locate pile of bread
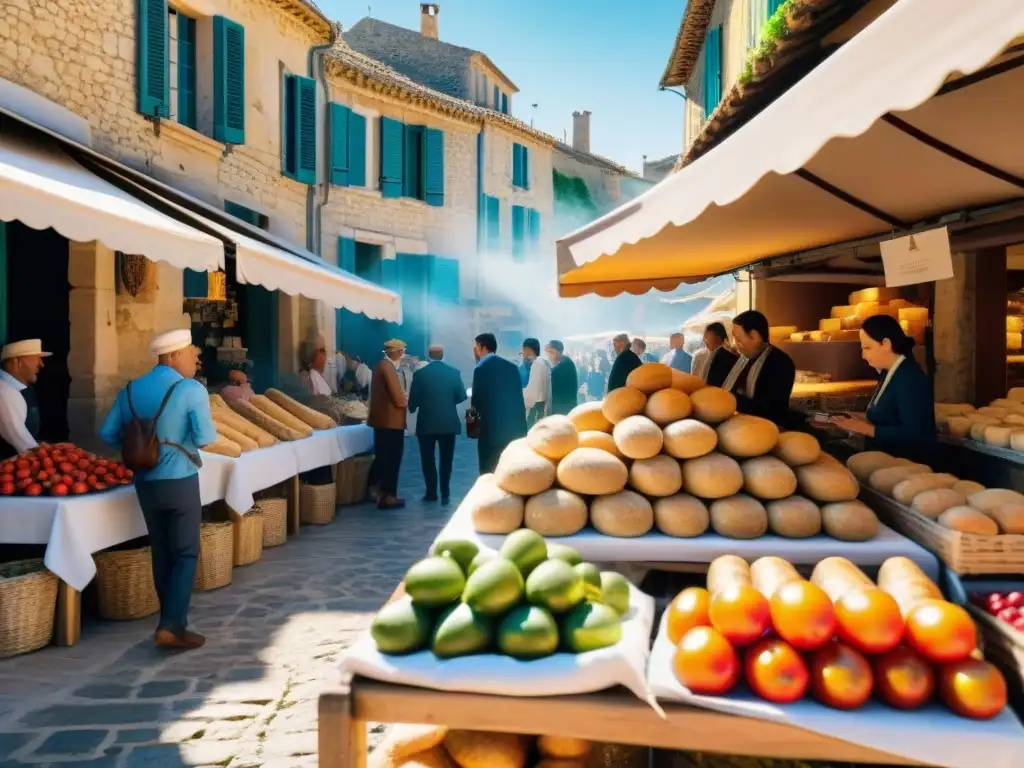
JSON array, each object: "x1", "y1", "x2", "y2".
[
  {"x1": 465, "y1": 362, "x2": 880, "y2": 542},
  {"x1": 937, "y1": 389, "x2": 1024, "y2": 451},
  {"x1": 204, "y1": 388, "x2": 336, "y2": 457},
  {"x1": 1008, "y1": 311, "x2": 1022, "y2": 352},
  {"x1": 770, "y1": 287, "x2": 927, "y2": 345},
  {"x1": 849, "y1": 450, "x2": 1024, "y2": 537}
]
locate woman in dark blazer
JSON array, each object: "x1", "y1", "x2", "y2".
[{"x1": 831, "y1": 314, "x2": 936, "y2": 464}]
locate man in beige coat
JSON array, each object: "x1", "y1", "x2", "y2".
[{"x1": 368, "y1": 339, "x2": 408, "y2": 510}]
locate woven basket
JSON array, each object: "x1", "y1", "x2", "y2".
[
  {"x1": 335, "y1": 454, "x2": 374, "y2": 506},
  {"x1": 231, "y1": 509, "x2": 264, "y2": 567},
  {"x1": 259, "y1": 497, "x2": 288, "y2": 548},
  {"x1": 301, "y1": 482, "x2": 337, "y2": 525},
  {"x1": 194, "y1": 521, "x2": 233, "y2": 591},
  {"x1": 0, "y1": 559, "x2": 58, "y2": 658},
  {"x1": 93, "y1": 546, "x2": 159, "y2": 621}
]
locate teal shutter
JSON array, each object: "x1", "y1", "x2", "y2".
[
  {"x1": 429, "y1": 256, "x2": 460, "y2": 305},
  {"x1": 225, "y1": 200, "x2": 260, "y2": 226},
  {"x1": 0, "y1": 223, "x2": 7, "y2": 345},
  {"x1": 381, "y1": 257, "x2": 399, "y2": 290},
  {"x1": 282, "y1": 74, "x2": 316, "y2": 184},
  {"x1": 528, "y1": 208, "x2": 541, "y2": 250},
  {"x1": 500, "y1": 93, "x2": 508, "y2": 114},
  {"x1": 521, "y1": 145, "x2": 530, "y2": 189},
  {"x1": 183, "y1": 269, "x2": 208, "y2": 298},
  {"x1": 486, "y1": 196, "x2": 501, "y2": 250},
  {"x1": 348, "y1": 112, "x2": 367, "y2": 187},
  {"x1": 379, "y1": 117, "x2": 404, "y2": 198},
  {"x1": 511, "y1": 144, "x2": 522, "y2": 187},
  {"x1": 403, "y1": 124, "x2": 424, "y2": 199},
  {"x1": 493, "y1": 84, "x2": 499, "y2": 108},
  {"x1": 137, "y1": 0, "x2": 170, "y2": 117},
  {"x1": 329, "y1": 103, "x2": 350, "y2": 186},
  {"x1": 177, "y1": 14, "x2": 197, "y2": 129},
  {"x1": 423, "y1": 128, "x2": 444, "y2": 207},
  {"x1": 213, "y1": 16, "x2": 245, "y2": 144},
  {"x1": 397, "y1": 254, "x2": 428, "y2": 356},
  {"x1": 768, "y1": 0, "x2": 785, "y2": 16},
  {"x1": 511, "y1": 205, "x2": 526, "y2": 261},
  {"x1": 336, "y1": 236, "x2": 357, "y2": 353},
  {"x1": 703, "y1": 26, "x2": 723, "y2": 117}
]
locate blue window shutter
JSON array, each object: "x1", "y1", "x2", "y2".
[
  {"x1": 137, "y1": 0, "x2": 169, "y2": 117},
  {"x1": 423, "y1": 128, "x2": 444, "y2": 207},
  {"x1": 348, "y1": 112, "x2": 367, "y2": 187},
  {"x1": 768, "y1": 0, "x2": 785, "y2": 16},
  {"x1": 282, "y1": 75, "x2": 294, "y2": 176},
  {"x1": 338, "y1": 236, "x2": 356, "y2": 272},
  {"x1": 177, "y1": 15, "x2": 197, "y2": 129},
  {"x1": 500, "y1": 93, "x2": 508, "y2": 114},
  {"x1": 528, "y1": 208, "x2": 541, "y2": 249},
  {"x1": 329, "y1": 103, "x2": 350, "y2": 186},
  {"x1": 213, "y1": 16, "x2": 245, "y2": 143},
  {"x1": 522, "y1": 146, "x2": 530, "y2": 189},
  {"x1": 224, "y1": 200, "x2": 260, "y2": 226},
  {"x1": 379, "y1": 117, "x2": 404, "y2": 198},
  {"x1": 511, "y1": 144, "x2": 520, "y2": 186},
  {"x1": 296, "y1": 76, "x2": 317, "y2": 184},
  {"x1": 703, "y1": 26, "x2": 723, "y2": 117},
  {"x1": 486, "y1": 196, "x2": 501, "y2": 250},
  {"x1": 511, "y1": 205, "x2": 525, "y2": 261},
  {"x1": 403, "y1": 124, "x2": 424, "y2": 199},
  {"x1": 429, "y1": 256, "x2": 460, "y2": 304},
  {"x1": 183, "y1": 269, "x2": 208, "y2": 298},
  {"x1": 493, "y1": 84, "x2": 499, "y2": 108}
]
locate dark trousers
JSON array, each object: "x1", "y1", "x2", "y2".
[
  {"x1": 373, "y1": 428, "x2": 405, "y2": 497},
  {"x1": 135, "y1": 475, "x2": 202, "y2": 636},
  {"x1": 418, "y1": 433, "x2": 455, "y2": 500},
  {"x1": 527, "y1": 402, "x2": 546, "y2": 428},
  {"x1": 478, "y1": 438, "x2": 505, "y2": 475}
]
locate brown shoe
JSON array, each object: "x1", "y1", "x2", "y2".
[
  {"x1": 377, "y1": 496, "x2": 406, "y2": 510},
  {"x1": 155, "y1": 628, "x2": 206, "y2": 650}
]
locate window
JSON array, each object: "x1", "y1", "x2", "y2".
[
  {"x1": 512, "y1": 143, "x2": 530, "y2": 189},
  {"x1": 213, "y1": 16, "x2": 245, "y2": 144},
  {"x1": 512, "y1": 206, "x2": 542, "y2": 261},
  {"x1": 378, "y1": 117, "x2": 445, "y2": 205},
  {"x1": 169, "y1": 9, "x2": 196, "y2": 129},
  {"x1": 702, "y1": 25, "x2": 723, "y2": 119},
  {"x1": 329, "y1": 103, "x2": 367, "y2": 187},
  {"x1": 500, "y1": 92, "x2": 508, "y2": 115},
  {"x1": 224, "y1": 200, "x2": 267, "y2": 228},
  {"x1": 484, "y1": 195, "x2": 501, "y2": 250},
  {"x1": 282, "y1": 73, "x2": 317, "y2": 184}
]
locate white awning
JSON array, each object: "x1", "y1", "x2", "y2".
[
  {"x1": 0, "y1": 130, "x2": 223, "y2": 272},
  {"x1": 556, "y1": 0, "x2": 1024, "y2": 297}
]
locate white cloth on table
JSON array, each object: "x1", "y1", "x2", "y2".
[{"x1": 0, "y1": 372, "x2": 37, "y2": 453}]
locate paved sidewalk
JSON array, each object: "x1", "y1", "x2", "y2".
[{"x1": 0, "y1": 437, "x2": 478, "y2": 767}]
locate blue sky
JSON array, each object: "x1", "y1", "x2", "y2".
[{"x1": 322, "y1": 0, "x2": 688, "y2": 171}]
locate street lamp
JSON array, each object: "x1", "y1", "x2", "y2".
[{"x1": 659, "y1": 86, "x2": 686, "y2": 100}]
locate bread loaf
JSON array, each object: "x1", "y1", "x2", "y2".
[
  {"x1": 846, "y1": 451, "x2": 897, "y2": 481},
  {"x1": 766, "y1": 495, "x2": 822, "y2": 538},
  {"x1": 527, "y1": 415, "x2": 579, "y2": 460},
  {"x1": 716, "y1": 414, "x2": 780, "y2": 458},
  {"x1": 213, "y1": 422, "x2": 259, "y2": 453},
  {"x1": 264, "y1": 388, "x2": 336, "y2": 430},
  {"x1": 249, "y1": 395, "x2": 315, "y2": 437},
  {"x1": 671, "y1": 370, "x2": 707, "y2": 394},
  {"x1": 613, "y1": 415, "x2": 664, "y2": 460},
  {"x1": 205, "y1": 434, "x2": 242, "y2": 458},
  {"x1": 741, "y1": 456, "x2": 797, "y2": 500},
  {"x1": 568, "y1": 401, "x2": 613, "y2": 433},
  {"x1": 644, "y1": 389, "x2": 692, "y2": 426},
  {"x1": 467, "y1": 476, "x2": 525, "y2": 534},
  {"x1": 946, "y1": 416, "x2": 972, "y2": 438},
  {"x1": 494, "y1": 445, "x2": 556, "y2": 496},
  {"x1": 709, "y1": 494, "x2": 768, "y2": 539},
  {"x1": 654, "y1": 494, "x2": 710, "y2": 537},
  {"x1": 868, "y1": 464, "x2": 929, "y2": 495},
  {"x1": 772, "y1": 431, "x2": 820, "y2": 467},
  {"x1": 211, "y1": 407, "x2": 278, "y2": 447},
  {"x1": 590, "y1": 491, "x2": 654, "y2": 537},
  {"x1": 911, "y1": 488, "x2": 967, "y2": 519},
  {"x1": 689, "y1": 387, "x2": 737, "y2": 424},
  {"x1": 968, "y1": 488, "x2": 1024, "y2": 512},
  {"x1": 951, "y1": 479, "x2": 985, "y2": 497},
  {"x1": 891, "y1": 473, "x2": 958, "y2": 505},
  {"x1": 1010, "y1": 429, "x2": 1024, "y2": 453},
  {"x1": 681, "y1": 453, "x2": 744, "y2": 499},
  {"x1": 626, "y1": 362, "x2": 673, "y2": 394},
  {"x1": 601, "y1": 388, "x2": 647, "y2": 425},
  {"x1": 229, "y1": 400, "x2": 305, "y2": 441},
  {"x1": 984, "y1": 425, "x2": 1014, "y2": 448},
  {"x1": 629, "y1": 455, "x2": 683, "y2": 497},
  {"x1": 577, "y1": 430, "x2": 623, "y2": 458},
  {"x1": 556, "y1": 448, "x2": 628, "y2": 496},
  {"x1": 796, "y1": 460, "x2": 860, "y2": 502},
  {"x1": 662, "y1": 419, "x2": 718, "y2": 459},
  {"x1": 524, "y1": 489, "x2": 588, "y2": 537},
  {"x1": 989, "y1": 504, "x2": 1024, "y2": 535},
  {"x1": 821, "y1": 501, "x2": 879, "y2": 541},
  {"x1": 938, "y1": 507, "x2": 998, "y2": 536}
]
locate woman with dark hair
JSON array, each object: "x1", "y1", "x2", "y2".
[{"x1": 831, "y1": 314, "x2": 936, "y2": 463}]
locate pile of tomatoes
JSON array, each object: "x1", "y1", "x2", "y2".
[
  {"x1": 668, "y1": 554, "x2": 1008, "y2": 720},
  {"x1": 0, "y1": 443, "x2": 134, "y2": 497}
]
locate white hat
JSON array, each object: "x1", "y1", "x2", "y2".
[
  {"x1": 150, "y1": 329, "x2": 193, "y2": 356},
  {"x1": 1, "y1": 339, "x2": 52, "y2": 361}
]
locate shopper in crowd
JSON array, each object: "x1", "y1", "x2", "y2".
[
  {"x1": 299, "y1": 341, "x2": 333, "y2": 397},
  {"x1": 831, "y1": 315, "x2": 937, "y2": 464},
  {"x1": 692, "y1": 322, "x2": 733, "y2": 381},
  {"x1": 220, "y1": 362, "x2": 255, "y2": 407},
  {"x1": 471, "y1": 333, "x2": 527, "y2": 474},
  {"x1": 0, "y1": 339, "x2": 50, "y2": 459},
  {"x1": 546, "y1": 340, "x2": 578, "y2": 415},
  {"x1": 586, "y1": 359, "x2": 606, "y2": 401},
  {"x1": 661, "y1": 332, "x2": 693, "y2": 373},
  {"x1": 522, "y1": 338, "x2": 552, "y2": 427},
  {"x1": 368, "y1": 339, "x2": 409, "y2": 510},
  {"x1": 408, "y1": 344, "x2": 466, "y2": 506},
  {"x1": 99, "y1": 329, "x2": 216, "y2": 650},
  {"x1": 608, "y1": 333, "x2": 642, "y2": 391}
]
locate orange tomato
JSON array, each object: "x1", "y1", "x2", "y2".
[
  {"x1": 904, "y1": 600, "x2": 976, "y2": 663},
  {"x1": 809, "y1": 640, "x2": 874, "y2": 710},
  {"x1": 939, "y1": 658, "x2": 1008, "y2": 720},
  {"x1": 709, "y1": 584, "x2": 771, "y2": 647},
  {"x1": 667, "y1": 587, "x2": 711, "y2": 645},
  {"x1": 770, "y1": 581, "x2": 836, "y2": 651},
  {"x1": 743, "y1": 637, "x2": 809, "y2": 704},
  {"x1": 672, "y1": 626, "x2": 740, "y2": 695},
  {"x1": 873, "y1": 646, "x2": 935, "y2": 710},
  {"x1": 834, "y1": 588, "x2": 904, "y2": 655}
]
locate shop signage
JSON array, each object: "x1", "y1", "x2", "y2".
[
  {"x1": 880, "y1": 226, "x2": 953, "y2": 287},
  {"x1": 207, "y1": 271, "x2": 227, "y2": 301}
]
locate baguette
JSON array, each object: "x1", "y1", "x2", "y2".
[
  {"x1": 265, "y1": 388, "x2": 336, "y2": 430},
  {"x1": 211, "y1": 409, "x2": 277, "y2": 448},
  {"x1": 750, "y1": 556, "x2": 802, "y2": 600},
  {"x1": 228, "y1": 400, "x2": 304, "y2": 441},
  {"x1": 210, "y1": 393, "x2": 229, "y2": 411},
  {"x1": 214, "y1": 422, "x2": 259, "y2": 453},
  {"x1": 249, "y1": 394, "x2": 315, "y2": 437},
  {"x1": 810, "y1": 557, "x2": 874, "y2": 602},
  {"x1": 877, "y1": 556, "x2": 943, "y2": 616},
  {"x1": 706, "y1": 554, "x2": 750, "y2": 596},
  {"x1": 204, "y1": 434, "x2": 241, "y2": 458}
]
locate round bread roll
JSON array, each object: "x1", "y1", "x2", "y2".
[
  {"x1": 989, "y1": 504, "x2": 1024, "y2": 535},
  {"x1": 717, "y1": 414, "x2": 780, "y2": 458},
  {"x1": 662, "y1": 419, "x2": 718, "y2": 459},
  {"x1": 524, "y1": 489, "x2": 588, "y2": 537},
  {"x1": 938, "y1": 506, "x2": 999, "y2": 537},
  {"x1": 912, "y1": 488, "x2": 967, "y2": 519},
  {"x1": 946, "y1": 416, "x2": 972, "y2": 438},
  {"x1": 468, "y1": 477, "x2": 525, "y2": 534},
  {"x1": 568, "y1": 401, "x2": 613, "y2": 433},
  {"x1": 645, "y1": 389, "x2": 692, "y2": 426},
  {"x1": 527, "y1": 415, "x2": 579, "y2": 460},
  {"x1": 537, "y1": 736, "x2": 592, "y2": 760},
  {"x1": 613, "y1": 415, "x2": 664, "y2": 460},
  {"x1": 709, "y1": 494, "x2": 768, "y2": 539},
  {"x1": 556, "y1": 447, "x2": 629, "y2": 496},
  {"x1": 891, "y1": 473, "x2": 958, "y2": 505},
  {"x1": 742, "y1": 456, "x2": 798, "y2": 500},
  {"x1": 984, "y1": 425, "x2": 1014, "y2": 448},
  {"x1": 772, "y1": 431, "x2": 821, "y2": 467},
  {"x1": 820, "y1": 501, "x2": 880, "y2": 541},
  {"x1": 590, "y1": 491, "x2": 654, "y2": 537},
  {"x1": 796, "y1": 460, "x2": 860, "y2": 502},
  {"x1": 868, "y1": 464, "x2": 930, "y2": 496},
  {"x1": 653, "y1": 494, "x2": 710, "y2": 537},
  {"x1": 626, "y1": 362, "x2": 673, "y2": 394},
  {"x1": 577, "y1": 430, "x2": 623, "y2": 458},
  {"x1": 494, "y1": 445, "x2": 555, "y2": 496},
  {"x1": 672, "y1": 370, "x2": 707, "y2": 394},
  {"x1": 951, "y1": 479, "x2": 985, "y2": 497},
  {"x1": 689, "y1": 387, "x2": 737, "y2": 424},
  {"x1": 629, "y1": 455, "x2": 683, "y2": 497},
  {"x1": 846, "y1": 451, "x2": 898, "y2": 481},
  {"x1": 681, "y1": 453, "x2": 744, "y2": 499},
  {"x1": 766, "y1": 495, "x2": 822, "y2": 538},
  {"x1": 601, "y1": 387, "x2": 648, "y2": 425},
  {"x1": 968, "y1": 488, "x2": 1024, "y2": 513}
]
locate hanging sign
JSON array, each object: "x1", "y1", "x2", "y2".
[
  {"x1": 880, "y1": 226, "x2": 953, "y2": 287},
  {"x1": 207, "y1": 271, "x2": 227, "y2": 301}
]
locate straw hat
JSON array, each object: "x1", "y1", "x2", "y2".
[{"x1": 1, "y1": 339, "x2": 52, "y2": 361}]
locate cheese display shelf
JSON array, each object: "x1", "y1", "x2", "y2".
[{"x1": 935, "y1": 436, "x2": 1024, "y2": 491}]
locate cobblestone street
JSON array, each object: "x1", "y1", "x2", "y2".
[{"x1": 0, "y1": 437, "x2": 478, "y2": 768}]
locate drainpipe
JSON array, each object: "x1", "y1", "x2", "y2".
[{"x1": 306, "y1": 21, "x2": 341, "y2": 256}]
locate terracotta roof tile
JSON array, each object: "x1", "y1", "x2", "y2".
[{"x1": 660, "y1": 0, "x2": 717, "y2": 88}]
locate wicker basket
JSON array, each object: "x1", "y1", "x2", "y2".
[
  {"x1": 335, "y1": 454, "x2": 374, "y2": 506},
  {"x1": 301, "y1": 482, "x2": 337, "y2": 525},
  {"x1": 231, "y1": 508, "x2": 264, "y2": 567},
  {"x1": 194, "y1": 521, "x2": 233, "y2": 591},
  {"x1": 259, "y1": 497, "x2": 288, "y2": 548},
  {"x1": 0, "y1": 559, "x2": 58, "y2": 658},
  {"x1": 93, "y1": 546, "x2": 159, "y2": 620}
]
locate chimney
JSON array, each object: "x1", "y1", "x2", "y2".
[
  {"x1": 572, "y1": 110, "x2": 591, "y2": 153},
  {"x1": 420, "y1": 3, "x2": 439, "y2": 39}
]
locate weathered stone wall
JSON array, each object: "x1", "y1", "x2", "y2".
[
  {"x1": 933, "y1": 252, "x2": 975, "y2": 404},
  {"x1": 551, "y1": 151, "x2": 623, "y2": 215},
  {"x1": 482, "y1": 125, "x2": 554, "y2": 254}
]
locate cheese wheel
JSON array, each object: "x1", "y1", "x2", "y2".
[
  {"x1": 891, "y1": 473, "x2": 958, "y2": 505},
  {"x1": 671, "y1": 370, "x2": 707, "y2": 394},
  {"x1": 494, "y1": 445, "x2": 556, "y2": 496},
  {"x1": 911, "y1": 488, "x2": 967, "y2": 519},
  {"x1": 577, "y1": 430, "x2": 623, "y2": 458},
  {"x1": 527, "y1": 415, "x2": 579, "y2": 460},
  {"x1": 831, "y1": 305, "x2": 856, "y2": 318},
  {"x1": 716, "y1": 414, "x2": 780, "y2": 458},
  {"x1": 868, "y1": 464, "x2": 930, "y2": 495},
  {"x1": 849, "y1": 287, "x2": 900, "y2": 305},
  {"x1": 821, "y1": 501, "x2": 879, "y2": 541},
  {"x1": 808, "y1": 331, "x2": 829, "y2": 342},
  {"x1": 568, "y1": 401, "x2": 613, "y2": 433},
  {"x1": 644, "y1": 389, "x2": 692, "y2": 426},
  {"x1": 662, "y1": 419, "x2": 718, "y2": 459},
  {"x1": 946, "y1": 416, "x2": 972, "y2": 438},
  {"x1": 968, "y1": 488, "x2": 1024, "y2": 512},
  {"x1": 840, "y1": 316, "x2": 864, "y2": 330},
  {"x1": 984, "y1": 425, "x2": 1014, "y2": 448},
  {"x1": 772, "y1": 431, "x2": 821, "y2": 467},
  {"x1": 689, "y1": 387, "x2": 737, "y2": 424},
  {"x1": 951, "y1": 479, "x2": 985, "y2": 497},
  {"x1": 629, "y1": 455, "x2": 683, "y2": 497},
  {"x1": 613, "y1": 415, "x2": 664, "y2": 459},
  {"x1": 846, "y1": 451, "x2": 898, "y2": 481},
  {"x1": 1010, "y1": 332, "x2": 1024, "y2": 351},
  {"x1": 790, "y1": 332, "x2": 810, "y2": 342},
  {"x1": 766, "y1": 495, "x2": 822, "y2": 538},
  {"x1": 709, "y1": 494, "x2": 768, "y2": 539},
  {"x1": 819, "y1": 318, "x2": 841, "y2": 332},
  {"x1": 468, "y1": 476, "x2": 525, "y2": 534},
  {"x1": 681, "y1": 453, "x2": 744, "y2": 499},
  {"x1": 888, "y1": 299, "x2": 914, "y2": 311},
  {"x1": 741, "y1": 456, "x2": 798, "y2": 500},
  {"x1": 654, "y1": 494, "x2": 710, "y2": 538},
  {"x1": 899, "y1": 307, "x2": 928, "y2": 323},
  {"x1": 796, "y1": 460, "x2": 860, "y2": 502},
  {"x1": 1008, "y1": 316, "x2": 1024, "y2": 333},
  {"x1": 601, "y1": 387, "x2": 648, "y2": 425},
  {"x1": 590, "y1": 491, "x2": 654, "y2": 537},
  {"x1": 626, "y1": 363, "x2": 673, "y2": 394},
  {"x1": 938, "y1": 507, "x2": 999, "y2": 537},
  {"x1": 556, "y1": 448, "x2": 628, "y2": 496},
  {"x1": 524, "y1": 489, "x2": 588, "y2": 537},
  {"x1": 769, "y1": 326, "x2": 798, "y2": 343},
  {"x1": 989, "y1": 504, "x2": 1024, "y2": 535}
]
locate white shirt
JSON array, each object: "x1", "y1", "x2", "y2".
[
  {"x1": 355, "y1": 363, "x2": 372, "y2": 390},
  {"x1": 0, "y1": 371, "x2": 38, "y2": 454},
  {"x1": 524, "y1": 357, "x2": 552, "y2": 414},
  {"x1": 869, "y1": 354, "x2": 905, "y2": 409},
  {"x1": 308, "y1": 368, "x2": 332, "y2": 396},
  {"x1": 692, "y1": 347, "x2": 711, "y2": 381}
]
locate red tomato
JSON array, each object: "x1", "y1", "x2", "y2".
[
  {"x1": 124, "y1": 469, "x2": 134, "y2": 479},
  {"x1": 24, "y1": 484, "x2": 42, "y2": 496},
  {"x1": 15, "y1": 468, "x2": 30, "y2": 480},
  {"x1": 874, "y1": 646, "x2": 935, "y2": 710},
  {"x1": 58, "y1": 462, "x2": 74, "y2": 474},
  {"x1": 744, "y1": 637, "x2": 809, "y2": 704},
  {"x1": 51, "y1": 483, "x2": 69, "y2": 497},
  {"x1": 770, "y1": 581, "x2": 836, "y2": 651},
  {"x1": 0, "y1": 482, "x2": 15, "y2": 495},
  {"x1": 77, "y1": 459, "x2": 91, "y2": 470},
  {"x1": 809, "y1": 641, "x2": 874, "y2": 711},
  {"x1": 71, "y1": 482, "x2": 89, "y2": 494},
  {"x1": 93, "y1": 466, "x2": 107, "y2": 477},
  {"x1": 0, "y1": 474, "x2": 12, "y2": 484},
  {"x1": 834, "y1": 587, "x2": 905, "y2": 655},
  {"x1": 709, "y1": 585, "x2": 772, "y2": 647},
  {"x1": 667, "y1": 587, "x2": 711, "y2": 645},
  {"x1": 905, "y1": 600, "x2": 977, "y2": 664},
  {"x1": 939, "y1": 658, "x2": 1008, "y2": 720},
  {"x1": 672, "y1": 626, "x2": 740, "y2": 695},
  {"x1": 15, "y1": 459, "x2": 29, "y2": 470}
]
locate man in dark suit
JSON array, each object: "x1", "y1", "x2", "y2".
[
  {"x1": 546, "y1": 340, "x2": 578, "y2": 415},
  {"x1": 471, "y1": 333, "x2": 527, "y2": 474},
  {"x1": 607, "y1": 333, "x2": 642, "y2": 391},
  {"x1": 409, "y1": 344, "x2": 466, "y2": 506}
]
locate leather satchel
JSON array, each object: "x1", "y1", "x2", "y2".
[
  {"x1": 121, "y1": 380, "x2": 200, "y2": 472},
  {"x1": 465, "y1": 407, "x2": 480, "y2": 440}
]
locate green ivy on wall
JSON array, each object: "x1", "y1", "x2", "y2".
[
  {"x1": 740, "y1": 0, "x2": 793, "y2": 86},
  {"x1": 553, "y1": 169, "x2": 598, "y2": 215}
]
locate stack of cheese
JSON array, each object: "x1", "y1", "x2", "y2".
[
  {"x1": 466, "y1": 363, "x2": 880, "y2": 543},
  {"x1": 1008, "y1": 313, "x2": 1023, "y2": 352},
  {"x1": 780, "y1": 287, "x2": 927, "y2": 344},
  {"x1": 937, "y1": 389, "x2": 1024, "y2": 452},
  {"x1": 849, "y1": 449, "x2": 1024, "y2": 536},
  {"x1": 206, "y1": 389, "x2": 335, "y2": 457}
]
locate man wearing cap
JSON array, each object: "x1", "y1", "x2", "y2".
[
  {"x1": 607, "y1": 333, "x2": 642, "y2": 392},
  {"x1": 99, "y1": 329, "x2": 217, "y2": 650},
  {"x1": 408, "y1": 344, "x2": 466, "y2": 505},
  {"x1": 0, "y1": 339, "x2": 51, "y2": 458},
  {"x1": 368, "y1": 339, "x2": 409, "y2": 510},
  {"x1": 545, "y1": 341, "x2": 578, "y2": 415}
]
